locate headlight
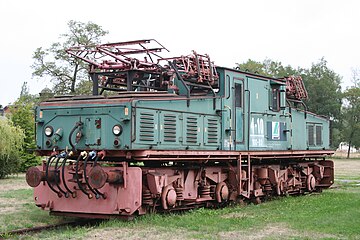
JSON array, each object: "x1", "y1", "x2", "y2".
[
  {"x1": 112, "y1": 125, "x2": 122, "y2": 136},
  {"x1": 44, "y1": 126, "x2": 53, "y2": 137}
]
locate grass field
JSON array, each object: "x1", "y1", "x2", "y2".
[{"x1": 0, "y1": 159, "x2": 359, "y2": 239}]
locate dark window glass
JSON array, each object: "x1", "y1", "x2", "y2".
[
  {"x1": 271, "y1": 88, "x2": 280, "y2": 111},
  {"x1": 308, "y1": 125, "x2": 315, "y2": 146},
  {"x1": 316, "y1": 125, "x2": 322, "y2": 145},
  {"x1": 235, "y1": 83, "x2": 242, "y2": 108}
]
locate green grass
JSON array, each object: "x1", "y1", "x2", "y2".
[
  {"x1": 0, "y1": 188, "x2": 33, "y2": 199},
  {"x1": 0, "y1": 187, "x2": 73, "y2": 235},
  {"x1": 122, "y1": 186, "x2": 359, "y2": 239},
  {"x1": 1, "y1": 159, "x2": 360, "y2": 239}
]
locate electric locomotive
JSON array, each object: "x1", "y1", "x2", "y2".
[{"x1": 26, "y1": 39, "x2": 334, "y2": 218}]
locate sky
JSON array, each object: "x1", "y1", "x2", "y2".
[{"x1": 0, "y1": 0, "x2": 359, "y2": 106}]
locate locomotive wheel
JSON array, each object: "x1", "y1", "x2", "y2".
[
  {"x1": 161, "y1": 185, "x2": 177, "y2": 210},
  {"x1": 307, "y1": 174, "x2": 316, "y2": 192},
  {"x1": 215, "y1": 182, "x2": 229, "y2": 203}
]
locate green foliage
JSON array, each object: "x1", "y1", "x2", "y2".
[
  {"x1": 9, "y1": 82, "x2": 41, "y2": 172},
  {"x1": 236, "y1": 58, "x2": 299, "y2": 78},
  {"x1": 0, "y1": 119, "x2": 24, "y2": 178},
  {"x1": 342, "y1": 87, "x2": 360, "y2": 152},
  {"x1": 350, "y1": 68, "x2": 360, "y2": 87},
  {"x1": 302, "y1": 58, "x2": 342, "y2": 120},
  {"x1": 39, "y1": 87, "x2": 55, "y2": 102},
  {"x1": 302, "y1": 58, "x2": 343, "y2": 148},
  {"x1": 31, "y1": 20, "x2": 108, "y2": 95}
]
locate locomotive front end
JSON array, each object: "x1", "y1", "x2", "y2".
[
  {"x1": 26, "y1": 99, "x2": 144, "y2": 217},
  {"x1": 35, "y1": 100, "x2": 131, "y2": 152}
]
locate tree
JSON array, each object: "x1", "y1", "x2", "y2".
[
  {"x1": 236, "y1": 58, "x2": 299, "y2": 78},
  {"x1": 350, "y1": 68, "x2": 360, "y2": 87},
  {"x1": 301, "y1": 58, "x2": 343, "y2": 148},
  {"x1": 39, "y1": 87, "x2": 55, "y2": 102},
  {"x1": 342, "y1": 68, "x2": 360, "y2": 158},
  {"x1": 0, "y1": 119, "x2": 24, "y2": 178},
  {"x1": 302, "y1": 58, "x2": 342, "y2": 120},
  {"x1": 9, "y1": 82, "x2": 41, "y2": 172},
  {"x1": 32, "y1": 20, "x2": 108, "y2": 95}
]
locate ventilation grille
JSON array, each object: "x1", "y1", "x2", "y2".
[
  {"x1": 163, "y1": 114, "x2": 177, "y2": 142},
  {"x1": 186, "y1": 116, "x2": 198, "y2": 144},
  {"x1": 308, "y1": 125, "x2": 314, "y2": 146},
  {"x1": 206, "y1": 118, "x2": 219, "y2": 144},
  {"x1": 139, "y1": 112, "x2": 155, "y2": 141},
  {"x1": 316, "y1": 125, "x2": 322, "y2": 146}
]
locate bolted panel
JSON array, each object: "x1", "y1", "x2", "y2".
[{"x1": 85, "y1": 117, "x2": 102, "y2": 146}]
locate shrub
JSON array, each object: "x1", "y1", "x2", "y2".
[{"x1": 0, "y1": 119, "x2": 24, "y2": 178}]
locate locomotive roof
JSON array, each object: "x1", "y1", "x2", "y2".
[{"x1": 216, "y1": 66, "x2": 287, "y2": 85}]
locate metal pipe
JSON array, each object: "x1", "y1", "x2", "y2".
[
  {"x1": 54, "y1": 152, "x2": 68, "y2": 197},
  {"x1": 83, "y1": 151, "x2": 105, "y2": 199},
  {"x1": 45, "y1": 155, "x2": 62, "y2": 197},
  {"x1": 61, "y1": 153, "x2": 75, "y2": 197},
  {"x1": 75, "y1": 152, "x2": 92, "y2": 199}
]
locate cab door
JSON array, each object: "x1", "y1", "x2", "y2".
[{"x1": 234, "y1": 78, "x2": 244, "y2": 146}]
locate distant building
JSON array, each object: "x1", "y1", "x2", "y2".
[
  {"x1": 0, "y1": 106, "x2": 4, "y2": 118},
  {"x1": 0, "y1": 105, "x2": 11, "y2": 119},
  {"x1": 337, "y1": 142, "x2": 358, "y2": 153}
]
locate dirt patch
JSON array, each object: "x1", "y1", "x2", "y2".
[
  {"x1": 221, "y1": 212, "x2": 253, "y2": 219},
  {"x1": 333, "y1": 152, "x2": 360, "y2": 159},
  {"x1": 0, "y1": 198, "x2": 28, "y2": 214},
  {"x1": 334, "y1": 159, "x2": 360, "y2": 182},
  {"x1": 86, "y1": 226, "x2": 194, "y2": 240},
  {"x1": 0, "y1": 174, "x2": 30, "y2": 192},
  {"x1": 87, "y1": 224, "x2": 339, "y2": 240},
  {"x1": 219, "y1": 224, "x2": 296, "y2": 239},
  {"x1": 219, "y1": 223, "x2": 338, "y2": 240}
]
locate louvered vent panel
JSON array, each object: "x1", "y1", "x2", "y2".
[
  {"x1": 139, "y1": 112, "x2": 155, "y2": 141},
  {"x1": 186, "y1": 116, "x2": 198, "y2": 144},
  {"x1": 163, "y1": 114, "x2": 177, "y2": 142},
  {"x1": 207, "y1": 118, "x2": 219, "y2": 144}
]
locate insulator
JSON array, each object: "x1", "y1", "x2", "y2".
[
  {"x1": 175, "y1": 187, "x2": 184, "y2": 201},
  {"x1": 200, "y1": 185, "x2": 211, "y2": 198}
]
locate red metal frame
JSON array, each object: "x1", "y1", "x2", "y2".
[
  {"x1": 36, "y1": 149, "x2": 334, "y2": 160},
  {"x1": 66, "y1": 39, "x2": 168, "y2": 72}
]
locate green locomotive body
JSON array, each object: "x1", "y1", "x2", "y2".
[
  {"x1": 27, "y1": 40, "x2": 334, "y2": 218},
  {"x1": 36, "y1": 67, "x2": 329, "y2": 153}
]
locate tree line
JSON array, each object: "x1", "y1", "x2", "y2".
[{"x1": 1, "y1": 20, "x2": 358, "y2": 178}]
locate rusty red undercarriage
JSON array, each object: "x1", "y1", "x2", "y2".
[{"x1": 26, "y1": 150, "x2": 334, "y2": 218}]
